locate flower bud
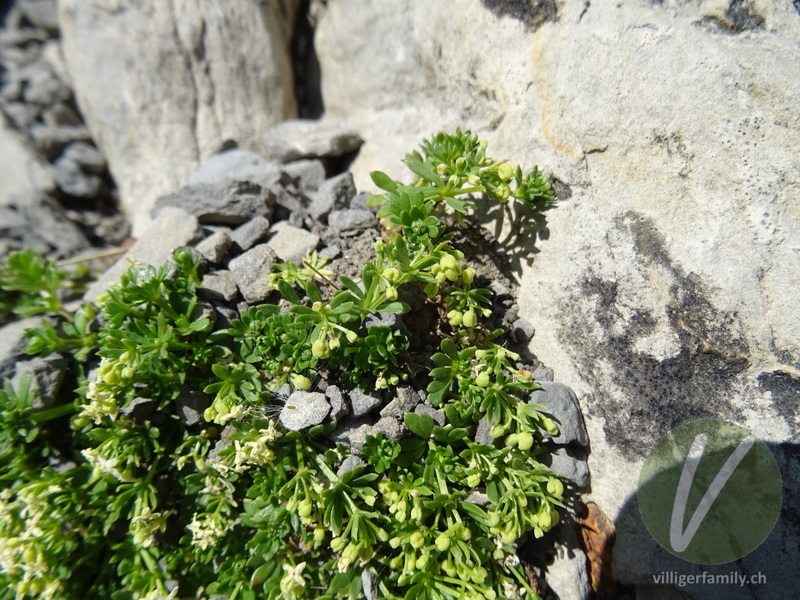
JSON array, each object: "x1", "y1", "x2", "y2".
[
  {"x1": 456, "y1": 157, "x2": 466, "y2": 168},
  {"x1": 298, "y1": 499, "x2": 313, "y2": 518},
  {"x1": 462, "y1": 310, "x2": 477, "y2": 328},
  {"x1": 547, "y1": 478, "x2": 564, "y2": 498},
  {"x1": 542, "y1": 417, "x2": 559, "y2": 436},
  {"x1": 517, "y1": 432, "x2": 534, "y2": 451},
  {"x1": 423, "y1": 282, "x2": 439, "y2": 298},
  {"x1": 466, "y1": 473, "x2": 481, "y2": 488},
  {"x1": 383, "y1": 267, "x2": 401, "y2": 281},
  {"x1": 436, "y1": 163, "x2": 447, "y2": 176},
  {"x1": 312, "y1": 338, "x2": 330, "y2": 359},
  {"x1": 313, "y1": 527, "x2": 325, "y2": 545},
  {"x1": 121, "y1": 366, "x2": 135, "y2": 379},
  {"x1": 497, "y1": 163, "x2": 514, "y2": 181},
  {"x1": 502, "y1": 530, "x2": 517, "y2": 545},
  {"x1": 461, "y1": 267, "x2": 475, "y2": 285},
  {"x1": 440, "y1": 254, "x2": 458, "y2": 271},
  {"x1": 331, "y1": 537, "x2": 347, "y2": 553},
  {"x1": 489, "y1": 424, "x2": 505, "y2": 438},
  {"x1": 410, "y1": 532, "x2": 425, "y2": 549},
  {"x1": 385, "y1": 286, "x2": 398, "y2": 301},
  {"x1": 447, "y1": 310, "x2": 462, "y2": 327},
  {"x1": 435, "y1": 533, "x2": 451, "y2": 551},
  {"x1": 475, "y1": 372, "x2": 490, "y2": 388},
  {"x1": 445, "y1": 268, "x2": 460, "y2": 282},
  {"x1": 346, "y1": 330, "x2": 358, "y2": 343},
  {"x1": 328, "y1": 337, "x2": 340, "y2": 350},
  {"x1": 292, "y1": 374, "x2": 312, "y2": 390}
]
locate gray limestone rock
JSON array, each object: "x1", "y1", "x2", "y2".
[
  {"x1": 42, "y1": 103, "x2": 82, "y2": 127},
  {"x1": 0, "y1": 113, "x2": 55, "y2": 206},
  {"x1": 189, "y1": 149, "x2": 282, "y2": 189},
  {"x1": 152, "y1": 181, "x2": 274, "y2": 226},
  {"x1": 29, "y1": 123, "x2": 91, "y2": 159},
  {"x1": 0, "y1": 317, "x2": 42, "y2": 379},
  {"x1": 199, "y1": 270, "x2": 239, "y2": 303},
  {"x1": 309, "y1": 171, "x2": 356, "y2": 221},
  {"x1": 175, "y1": 386, "x2": 211, "y2": 427},
  {"x1": 230, "y1": 216, "x2": 271, "y2": 252},
  {"x1": 328, "y1": 209, "x2": 377, "y2": 233},
  {"x1": 12, "y1": 354, "x2": 68, "y2": 410},
  {"x1": 84, "y1": 207, "x2": 201, "y2": 302},
  {"x1": 380, "y1": 386, "x2": 421, "y2": 418},
  {"x1": 548, "y1": 445, "x2": 590, "y2": 489},
  {"x1": 266, "y1": 221, "x2": 320, "y2": 265},
  {"x1": 511, "y1": 317, "x2": 535, "y2": 343},
  {"x1": 262, "y1": 119, "x2": 362, "y2": 162},
  {"x1": 337, "y1": 455, "x2": 366, "y2": 477},
  {"x1": 374, "y1": 416, "x2": 404, "y2": 440},
  {"x1": 474, "y1": 416, "x2": 498, "y2": 446},
  {"x1": 53, "y1": 156, "x2": 102, "y2": 198},
  {"x1": 279, "y1": 391, "x2": 330, "y2": 431},
  {"x1": 325, "y1": 385, "x2": 349, "y2": 421},
  {"x1": 14, "y1": 192, "x2": 90, "y2": 257},
  {"x1": 532, "y1": 366, "x2": 554, "y2": 382},
  {"x1": 530, "y1": 382, "x2": 589, "y2": 447},
  {"x1": 349, "y1": 388, "x2": 382, "y2": 418},
  {"x1": 61, "y1": 142, "x2": 106, "y2": 173},
  {"x1": 414, "y1": 404, "x2": 445, "y2": 427},
  {"x1": 58, "y1": 0, "x2": 298, "y2": 235},
  {"x1": 19, "y1": 0, "x2": 59, "y2": 33},
  {"x1": 22, "y1": 63, "x2": 70, "y2": 106},
  {"x1": 228, "y1": 244, "x2": 277, "y2": 304},
  {"x1": 282, "y1": 159, "x2": 326, "y2": 192},
  {"x1": 363, "y1": 312, "x2": 403, "y2": 330},
  {"x1": 195, "y1": 230, "x2": 232, "y2": 264},
  {"x1": 121, "y1": 397, "x2": 158, "y2": 424}
]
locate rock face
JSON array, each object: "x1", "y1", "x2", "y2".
[
  {"x1": 58, "y1": 0, "x2": 300, "y2": 234},
  {"x1": 314, "y1": 1, "x2": 800, "y2": 598}
]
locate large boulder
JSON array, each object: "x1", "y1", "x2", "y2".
[
  {"x1": 314, "y1": 1, "x2": 800, "y2": 597},
  {"x1": 58, "y1": 0, "x2": 300, "y2": 234}
]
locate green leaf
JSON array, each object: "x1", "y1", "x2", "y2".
[
  {"x1": 377, "y1": 301, "x2": 410, "y2": 314},
  {"x1": 486, "y1": 480, "x2": 500, "y2": 503},
  {"x1": 440, "y1": 338, "x2": 458, "y2": 358},
  {"x1": 276, "y1": 279, "x2": 300, "y2": 304},
  {"x1": 305, "y1": 281, "x2": 323, "y2": 303},
  {"x1": 404, "y1": 151, "x2": 440, "y2": 183},
  {"x1": 370, "y1": 171, "x2": 398, "y2": 192},
  {"x1": 339, "y1": 276, "x2": 365, "y2": 299},
  {"x1": 404, "y1": 412, "x2": 434, "y2": 439},
  {"x1": 330, "y1": 573, "x2": 350, "y2": 593},
  {"x1": 329, "y1": 500, "x2": 343, "y2": 536}
]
